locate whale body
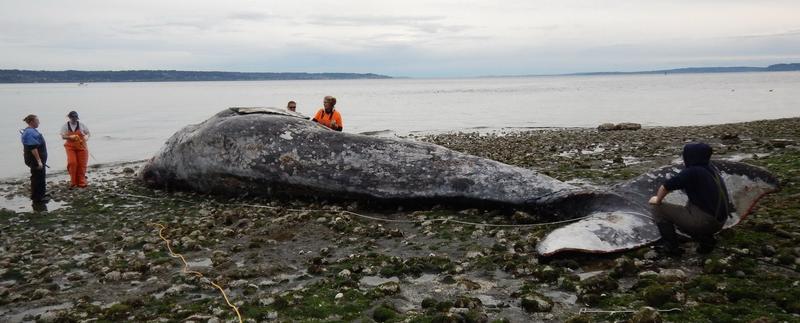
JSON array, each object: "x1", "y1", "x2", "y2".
[{"x1": 140, "y1": 108, "x2": 779, "y2": 255}]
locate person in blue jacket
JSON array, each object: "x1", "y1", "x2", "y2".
[
  {"x1": 648, "y1": 142, "x2": 732, "y2": 255},
  {"x1": 21, "y1": 114, "x2": 49, "y2": 203}
]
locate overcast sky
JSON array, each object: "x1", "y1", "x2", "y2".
[{"x1": 1, "y1": 0, "x2": 799, "y2": 77}]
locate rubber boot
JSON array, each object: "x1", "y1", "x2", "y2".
[{"x1": 656, "y1": 222, "x2": 684, "y2": 257}]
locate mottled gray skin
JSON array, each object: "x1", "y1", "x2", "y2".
[
  {"x1": 141, "y1": 108, "x2": 779, "y2": 255},
  {"x1": 140, "y1": 108, "x2": 581, "y2": 210}
]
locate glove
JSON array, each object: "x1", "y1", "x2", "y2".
[{"x1": 330, "y1": 120, "x2": 338, "y2": 128}]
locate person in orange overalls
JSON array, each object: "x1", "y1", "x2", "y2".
[
  {"x1": 312, "y1": 96, "x2": 343, "y2": 131},
  {"x1": 60, "y1": 111, "x2": 91, "y2": 188}
]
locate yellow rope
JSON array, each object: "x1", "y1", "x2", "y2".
[{"x1": 149, "y1": 223, "x2": 243, "y2": 323}]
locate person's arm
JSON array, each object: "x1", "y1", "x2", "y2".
[
  {"x1": 649, "y1": 169, "x2": 688, "y2": 204},
  {"x1": 648, "y1": 185, "x2": 669, "y2": 204},
  {"x1": 60, "y1": 124, "x2": 72, "y2": 140},
  {"x1": 82, "y1": 123, "x2": 90, "y2": 141},
  {"x1": 332, "y1": 113, "x2": 343, "y2": 131},
  {"x1": 30, "y1": 147, "x2": 43, "y2": 169}
]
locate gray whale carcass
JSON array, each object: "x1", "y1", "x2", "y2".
[{"x1": 139, "y1": 108, "x2": 779, "y2": 255}]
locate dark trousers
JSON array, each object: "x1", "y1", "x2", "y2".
[
  {"x1": 29, "y1": 166, "x2": 46, "y2": 201},
  {"x1": 652, "y1": 202, "x2": 723, "y2": 245}
]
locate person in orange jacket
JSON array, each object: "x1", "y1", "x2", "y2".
[
  {"x1": 312, "y1": 96, "x2": 343, "y2": 131},
  {"x1": 60, "y1": 110, "x2": 91, "y2": 188}
]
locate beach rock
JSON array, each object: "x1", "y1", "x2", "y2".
[
  {"x1": 520, "y1": 292, "x2": 554, "y2": 313},
  {"x1": 658, "y1": 269, "x2": 687, "y2": 282},
  {"x1": 372, "y1": 306, "x2": 397, "y2": 322},
  {"x1": 38, "y1": 311, "x2": 61, "y2": 322},
  {"x1": 104, "y1": 271, "x2": 121, "y2": 282},
  {"x1": 511, "y1": 211, "x2": 537, "y2": 224},
  {"x1": 578, "y1": 273, "x2": 619, "y2": 304},
  {"x1": 533, "y1": 265, "x2": 560, "y2": 283},
  {"x1": 598, "y1": 123, "x2": 617, "y2": 131},
  {"x1": 720, "y1": 133, "x2": 741, "y2": 144},
  {"x1": 457, "y1": 278, "x2": 482, "y2": 290},
  {"x1": 565, "y1": 315, "x2": 592, "y2": 323},
  {"x1": 376, "y1": 282, "x2": 401, "y2": 295},
  {"x1": 617, "y1": 122, "x2": 642, "y2": 131},
  {"x1": 580, "y1": 273, "x2": 619, "y2": 294},
  {"x1": 629, "y1": 306, "x2": 662, "y2": 323},
  {"x1": 453, "y1": 296, "x2": 483, "y2": 309},
  {"x1": 598, "y1": 122, "x2": 642, "y2": 131},
  {"x1": 769, "y1": 139, "x2": 794, "y2": 148},
  {"x1": 611, "y1": 257, "x2": 637, "y2": 278},
  {"x1": 421, "y1": 298, "x2": 438, "y2": 308},
  {"x1": 32, "y1": 288, "x2": 51, "y2": 299},
  {"x1": 642, "y1": 285, "x2": 673, "y2": 307}
]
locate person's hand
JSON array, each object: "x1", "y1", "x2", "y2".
[
  {"x1": 36, "y1": 161, "x2": 43, "y2": 170},
  {"x1": 330, "y1": 120, "x2": 338, "y2": 128},
  {"x1": 70, "y1": 135, "x2": 79, "y2": 141},
  {"x1": 648, "y1": 196, "x2": 660, "y2": 205}
]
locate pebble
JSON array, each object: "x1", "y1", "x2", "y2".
[
  {"x1": 104, "y1": 271, "x2": 121, "y2": 281},
  {"x1": 38, "y1": 311, "x2": 59, "y2": 322},
  {"x1": 33, "y1": 288, "x2": 51, "y2": 299},
  {"x1": 377, "y1": 282, "x2": 401, "y2": 295},
  {"x1": 658, "y1": 269, "x2": 687, "y2": 282},
  {"x1": 520, "y1": 292, "x2": 554, "y2": 313}
]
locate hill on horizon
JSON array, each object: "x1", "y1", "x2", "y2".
[
  {"x1": 0, "y1": 69, "x2": 391, "y2": 83},
  {"x1": 568, "y1": 63, "x2": 800, "y2": 76}
]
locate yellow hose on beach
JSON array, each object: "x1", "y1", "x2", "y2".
[{"x1": 149, "y1": 222, "x2": 243, "y2": 323}]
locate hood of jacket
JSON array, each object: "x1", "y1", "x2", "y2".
[{"x1": 682, "y1": 142, "x2": 713, "y2": 167}]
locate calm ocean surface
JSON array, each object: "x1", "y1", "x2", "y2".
[{"x1": 1, "y1": 72, "x2": 799, "y2": 180}]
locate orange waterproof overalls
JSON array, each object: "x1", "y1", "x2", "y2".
[{"x1": 64, "y1": 122, "x2": 89, "y2": 187}]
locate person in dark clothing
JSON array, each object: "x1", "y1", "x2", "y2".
[
  {"x1": 21, "y1": 114, "x2": 49, "y2": 203},
  {"x1": 648, "y1": 142, "x2": 732, "y2": 254}
]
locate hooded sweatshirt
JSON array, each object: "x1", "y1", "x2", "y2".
[{"x1": 663, "y1": 143, "x2": 731, "y2": 221}]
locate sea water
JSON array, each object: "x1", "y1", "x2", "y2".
[{"x1": 1, "y1": 72, "x2": 798, "y2": 180}]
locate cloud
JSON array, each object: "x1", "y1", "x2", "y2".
[
  {"x1": 306, "y1": 14, "x2": 472, "y2": 34},
  {"x1": 227, "y1": 12, "x2": 276, "y2": 22}
]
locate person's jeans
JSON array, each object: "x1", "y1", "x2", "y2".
[
  {"x1": 30, "y1": 166, "x2": 46, "y2": 201},
  {"x1": 652, "y1": 202, "x2": 723, "y2": 245}
]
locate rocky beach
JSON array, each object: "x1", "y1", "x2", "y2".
[{"x1": 1, "y1": 117, "x2": 799, "y2": 322}]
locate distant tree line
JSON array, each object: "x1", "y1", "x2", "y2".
[
  {"x1": 570, "y1": 63, "x2": 800, "y2": 76},
  {"x1": 0, "y1": 70, "x2": 392, "y2": 83},
  {"x1": 765, "y1": 63, "x2": 800, "y2": 71}
]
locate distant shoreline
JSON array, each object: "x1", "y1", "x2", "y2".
[
  {"x1": 2, "y1": 63, "x2": 799, "y2": 83},
  {"x1": 517, "y1": 63, "x2": 800, "y2": 78},
  {"x1": 0, "y1": 69, "x2": 391, "y2": 84}
]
